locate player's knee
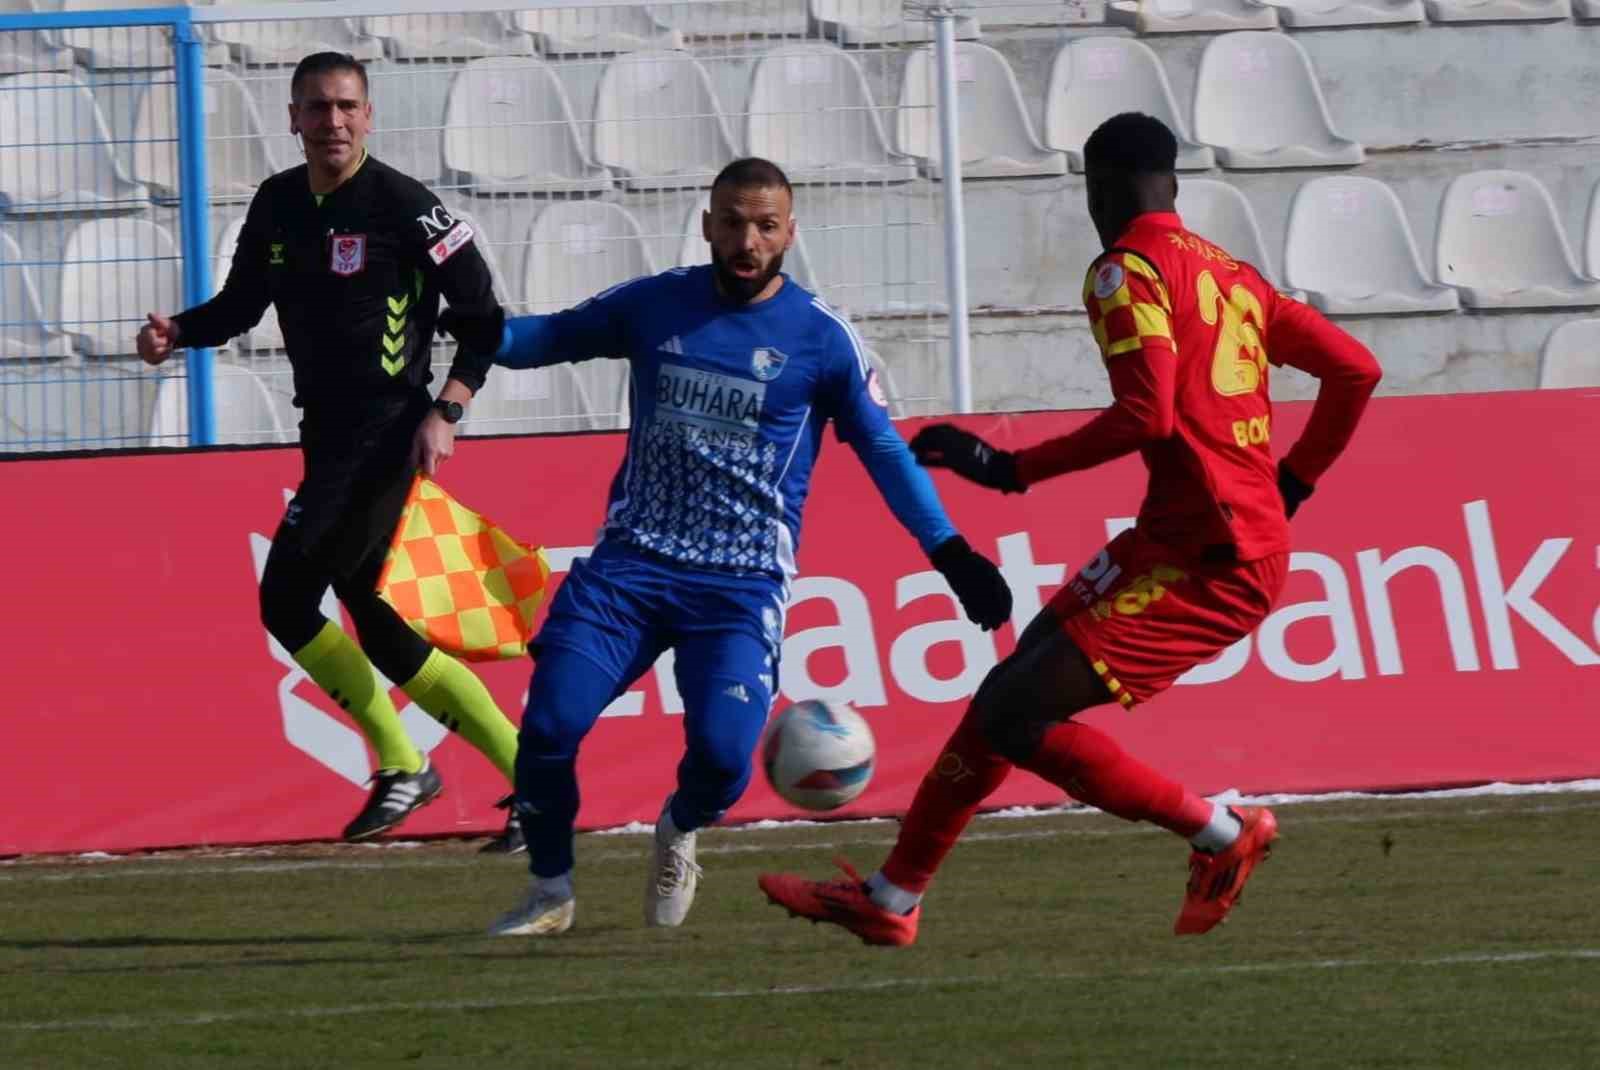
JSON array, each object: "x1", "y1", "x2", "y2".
[
  {"x1": 519, "y1": 648, "x2": 617, "y2": 757},
  {"x1": 979, "y1": 700, "x2": 1047, "y2": 763},
  {"x1": 258, "y1": 572, "x2": 323, "y2": 654}
]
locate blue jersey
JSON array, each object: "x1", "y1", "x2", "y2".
[{"x1": 497, "y1": 266, "x2": 955, "y2": 578}]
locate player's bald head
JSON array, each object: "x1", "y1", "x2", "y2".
[{"x1": 1083, "y1": 112, "x2": 1179, "y2": 250}]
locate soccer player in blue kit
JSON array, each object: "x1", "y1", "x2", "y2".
[{"x1": 475, "y1": 158, "x2": 1013, "y2": 936}]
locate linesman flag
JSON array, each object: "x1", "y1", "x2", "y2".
[{"x1": 376, "y1": 476, "x2": 550, "y2": 661}]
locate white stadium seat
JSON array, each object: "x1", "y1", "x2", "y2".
[
  {"x1": 808, "y1": 0, "x2": 979, "y2": 45},
  {"x1": 512, "y1": 6, "x2": 681, "y2": 55},
  {"x1": 0, "y1": 230, "x2": 73, "y2": 360},
  {"x1": 745, "y1": 45, "x2": 916, "y2": 186},
  {"x1": 1106, "y1": 0, "x2": 1277, "y2": 33},
  {"x1": 897, "y1": 43, "x2": 1067, "y2": 180},
  {"x1": 209, "y1": 2, "x2": 382, "y2": 66},
  {"x1": 1435, "y1": 170, "x2": 1600, "y2": 310},
  {"x1": 1538, "y1": 319, "x2": 1600, "y2": 389},
  {"x1": 132, "y1": 69, "x2": 278, "y2": 205},
  {"x1": 53, "y1": 0, "x2": 229, "y2": 69},
  {"x1": 1044, "y1": 38, "x2": 1213, "y2": 172},
  {"x1": 58, "y1": 218, "x2": 182, "y2": 358},
  {"x1": 523, "y1": 201, "x2": 656, "y2": 314},
  {"x1": 0, "y1": 73, "x2": 147, "y2": 214},
  {"x1": 361, "y1": 14, "x2": 532, "y2": 61},
  {"x1": 0, "y1": 0, "x2": 72, "y2": 76},
  {"x1": 593, "y1": 50, "x2": 738, "y2": 190},
  {"x1": 149, "y1": 364, "x2": 293, "y2": 447},
  {"x1": 1192, "y1": 32, "x2": 1363, "y2": 170},
  {"x1": 213, "y1": 216, "x2": 285, "y2": 353},
  {"x1": 675, "y1": 197, "x2": 821, "y2": 294},
  {"x1": 1175, "y1": 179, "x2": 1283, "y2": 286},
  {"x1": 1284, "y1": 176, "x2": 1459, "y2": 315},
  {"x1": 1246, "y1": 0, "x2": 1424, "y2": 27},
  {"x1": 1423, "y1": 0, "x2": 1570, "y2": 21},
  {"x1": 442, "y1": 58, "x2": 612, "y2": 196},
  {"x1": 1584, "y1": 177, "x2": 1600, "y2": 279},
  {"x1": 648, "y1": 0, "x2": 810, "y2": 37}
]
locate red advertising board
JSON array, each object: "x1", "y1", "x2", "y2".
[{"x1": 2, "y1": 389, "x2": 1598, "y2": 855}]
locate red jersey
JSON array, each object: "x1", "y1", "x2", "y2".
[{"x1": 1015, "y1": 211, "x2": 1381, "y2": 562}]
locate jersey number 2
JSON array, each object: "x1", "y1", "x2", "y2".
[{"x1": 1197, "y1": 270, "x2": 1268, "y2": 397}]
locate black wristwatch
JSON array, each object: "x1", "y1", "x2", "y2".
[{"x1": 431, "y1": 398, "x2": 464, "y2": 424}]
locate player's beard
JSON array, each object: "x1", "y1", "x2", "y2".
[{"x1": 711, "y1": 246, "x2": 785, "y2": 304}]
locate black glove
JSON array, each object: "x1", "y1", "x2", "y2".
[
  {"x1": 910, "y1": 424, "x2": 1024, "y2": 494},
  {"x1": 1278, "y1": 460, "x2": 1314, "y2": 519},
  {"x1": 930, "y1": 536, "x2": 1013, "y2": 631}
]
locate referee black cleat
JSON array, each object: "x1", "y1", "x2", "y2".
[
  {"x1": 342, "y1": 759, "x2": 444, "y2": 841},
  {"x1": 479, "y1": 794, "x2": 527, "y2": 855}
]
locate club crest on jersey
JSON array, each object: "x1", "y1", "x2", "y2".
[
  {"x1": 867, "y1": 368, "x2": 888, "y2": 409},
  {"x1": 751, "y1": 347, "x2": 788, "y2": 382},
  {"x1": 1092, "y1": 260, "x2": 1124, "y2": 300},
  {"x1": 330, "y1": 234, "x2": 366, "y2": 276}
]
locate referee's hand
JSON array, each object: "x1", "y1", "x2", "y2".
[
  {"x1": 412, "y1": 410, "x2": 457, "y2": 477},
  {"x1": 137, "y1": 313, "x2": 179, "y2": 366}
]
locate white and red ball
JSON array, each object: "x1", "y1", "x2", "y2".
[{"x1": 761, "y1": 699, "x2": 877, "y2": 812}]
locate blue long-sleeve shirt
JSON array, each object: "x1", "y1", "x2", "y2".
[{"x1": 497, "y1": 266, "x2": 957, "y2": 578}]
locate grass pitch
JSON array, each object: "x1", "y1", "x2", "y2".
[{"x1": 2, "y1": 791, "x2": 1597, "y2": 1069}]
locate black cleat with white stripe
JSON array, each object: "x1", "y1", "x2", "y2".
[
  {"x1": 479, "y1": 794, "x2": 527, "y2": 855},
  {"x1": 342, "y1": 759, "x2": 444, "y2": 841}
]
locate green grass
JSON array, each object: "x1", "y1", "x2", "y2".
[{"x1": 3, "y1": 792, "x2": 1598, "y2": 1069}]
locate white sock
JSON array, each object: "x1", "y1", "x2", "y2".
[
  {"x1": 865, "y1": 871, "x2": 921, "y2": 916},
  {"x1": 1189, "y1": 804, "x2": 1242, "y2": 853},
  {"x1": 657, "y1": 798, "x2": 689, "y2": 842},
  {"x1": 536, "y1": 871, "x2": 574, "y2": 900}
]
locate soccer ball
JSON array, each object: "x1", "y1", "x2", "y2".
[{"x1": 761, "y1": 699, "x2": 877, "y2": 812}]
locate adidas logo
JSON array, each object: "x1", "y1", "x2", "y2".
[
  {"x1": 722, "y1": 683, "x2": 750, "y2": 703},
  {"x1": 660, "y1": 335, "x2": 684, "y2": 356}
]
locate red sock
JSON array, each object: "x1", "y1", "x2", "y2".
[
  {"x1": 881, "y1": 708, "x2": 1013, "y2": 895},
  {"x1": 1017, "y1": 721, "x2": 1212, "y2": 837}
]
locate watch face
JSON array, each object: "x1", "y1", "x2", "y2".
[{"x1": 435, "y1": 400, "x2": 464, "y2": 423}]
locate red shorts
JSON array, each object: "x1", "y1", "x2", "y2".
[{"x1": 1049, "y1": 528, "x2": 1287, "y2": 709}]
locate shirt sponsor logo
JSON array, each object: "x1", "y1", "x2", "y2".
[
  {"x1": 428, "y1": 220, "x2": 474, "y2": 266},
  {"x1": 656, "y1": 362, "x2": 765, "y2": 450},
  {"x1": 750, "y1": 347, "x2": 788, "y2": 382},
  {"x1": 269, "y1": 242, "x2": 285, "y2": 266},
  {"x1": 1093, "y1": 260, "x2": 1124, "y2": 300},
  {"x1": 416, "y1": 204, "x2": 456, "y2": 241},
  {"x1": 330, "y1": 233, "x2": 366, "y2": 277}
]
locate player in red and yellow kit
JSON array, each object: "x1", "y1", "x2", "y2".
[{"x1": 758, "y1": 112, "x2": 1382, "y2": 945}]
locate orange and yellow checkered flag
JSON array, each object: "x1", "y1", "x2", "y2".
[{"x1": 376, "y1": 476, "x2": 550, "y2": 662}]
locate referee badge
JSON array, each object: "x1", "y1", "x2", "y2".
[{"x1": 330, "y1": 233, "x2": 366, "y2": 277}]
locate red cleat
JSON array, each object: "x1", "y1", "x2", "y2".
[
  {"x1": 758, "y1": 858, "x2": 920, "y2": 947},
  {"x1": 1175, "y1": 806, "x2": 1279, "y2": 936}
]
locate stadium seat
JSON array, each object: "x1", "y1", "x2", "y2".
[
  {"x1": 1174, "y1": 179, "x2": 1284, "y2": 286},
  {"x1": 1284, "y1": 176, "x2": 1459, "y2": 315},
  {"x1": 1192, "y1": 32, "x2": 1364, "y2": 170},
  {"x1": 361, "y1": 14, "x2": 533, "y2": 61},
  {"x1": 1106, "y1": 0, "x2": 1277, "y2": 33},
  {"x1": 0, "y1": 0, "x2": 72, "y2": 75},
  {"x1": 148, "y1": 363, "x2": 293, "y2": 447},
  {"x1": 968, "y1": 0, "x2": 1105, "y2": 26},
  {"x1": 1245, "y1": 0, "x2": 1424, "y2": 26},
  {"x1": 593, "y1": 50, "x2": 738, "y2": 190},
  {"x1": 0, "y1": 73, "x2": 148, "y2": 214},
  {"x1": 675, "y1": 196, "x2": 821, "y2": 293},
  {"x1": 523, "y1": 200, "x2": 656, "y2": 314},
  {"x1": 896, "y1": 44, "x2": 1068, "y2": 180},
  {"x1": 58, "y1": 218, "x2": 182, "y2": 358},
  {"x1": 1044, "y1": 38, "x2": 1213, "y2": 172},
  {"x1": 132, "y1": 69, "x2": 278, "y2": 205},
  {"x1": 1584, "y1": 177, "x2": 1600, "y2": 278},
  {"x1": 208, "y1": 2, "x2": 383, "y2": 66},
  {"x1": 1537, "y1": 319, "x2": 1600, "y2": 388},
  {"x1": 442, "y1": 58, "x2": 612, "y2": 196},
  {"x1": 1435, "y1": 170, "x2": 1600, "y2": 309},
  {"x1": 745, "y1": 45, "x2": 916, "y2": 186},
  {"x1": 0, "y1": 230, "x2": 73, "y2": 360},
  {"x1": 1423, "y1": 0, "x2": 1570, "y2": 21},
  {"x1": 647, "y1": 0, "x2": 810, "y2": 37},
  {"x1": 213, "y1": 216, "x2": 285, "y2": 352},
  {"x1": 512, "y1": 6, "x2": 682, "y2": 55},
  {"x1": 808, "y1": 0, "x2": 979, "y2": 45},
  {"x1": 53, "y1": 0, "x2": 230, "y2": 69}
]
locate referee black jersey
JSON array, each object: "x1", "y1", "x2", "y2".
[{"x1": 174, "y1": 154, "x2": 504, "y2": 415}]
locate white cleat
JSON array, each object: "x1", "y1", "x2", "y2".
[
  {"x1": 488, "y1": 881, "x2": 575, "y2": 937},
  {"x1": 645, "y1": 799, "x2": 702, "y2": 928}
]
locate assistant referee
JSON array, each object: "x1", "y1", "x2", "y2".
[{"x1": 138, "y1": 52, "x2": 524, "y2": 847}]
